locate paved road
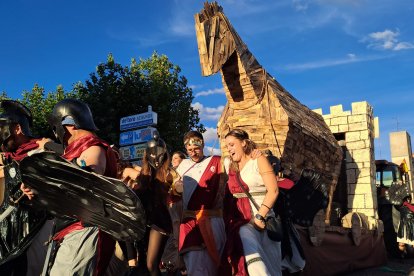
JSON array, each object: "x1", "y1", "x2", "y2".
[{"x1": 345, "y1": 257, "x2": 414, "y2": 276}]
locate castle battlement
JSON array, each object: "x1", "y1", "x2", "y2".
[{"x1": 314, "y1": 101, "x2": 379, "y2": 218}]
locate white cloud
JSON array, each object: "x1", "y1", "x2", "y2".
[
  {"x1": 292, "y1": 0, "x2": 309, "y2": 12},
  {"x1": 316, "y1": 0, "x2": 364, "y2": 7},
  {"x1": 220, "y1": 0, "x2": 289, "y2": 17},
  {"x1": 202, "y1": 127, "x2": 219, "y2": 144},
  {"x1": 195, "y1": 87, "x2": 225, "y2": 97},
  {"x1": 106, "y1": 29, "x2": 173, "y2": 48},
  {"x1": 169, "y1": 17, "x2": 194, "y2": 37},
  {"x1": 167, "y1": 0, "x2": 286, "y2": 38},
  {"x1": 168, "y1": 0, "x2": 197, "y2": 37},
  {"x1": 394, "y1": 42, "x2": 414, "y2": 51},
  {"x1": 347, "y1": 53, "x2": 356, "y2": 59},
  {"x1": 363, "y1": 29, "x2": 414, "y2": 51},
  {"x1": 192, "y1": 102, "x2": 224, "y2": 121},
  {"x1": 188, "y1": 84, "x2": 202, "y2": 90},
  {"x1": 201, "y1": 127, "x2": 221, "y2": 156},
  {"x1": 204, "y1": 146, "x2": 221, "y2": 156},
  {"x1": 282, "y1": 53, "x2": 385, "y2": 71}
]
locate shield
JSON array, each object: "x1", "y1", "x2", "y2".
[
  {"x1": 386, "y1": 183, "x2": 410, "y2": 206},
  {"x1": 19, "y1": 152, "x2": 146, "y2": 241},
  {"x1": 0, "y1": 160, "x2": 47, "y2": 266},
  {"x1": 284, "y1": 169, "x2": 329, "y2": 227}
]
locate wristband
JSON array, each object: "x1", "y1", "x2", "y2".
[
  {"x1": 255, "y1": 213, "x2": 266, "y2": 222},
  {"x1": 261, "y1": 203, "x2": 271, "y2": 210}
]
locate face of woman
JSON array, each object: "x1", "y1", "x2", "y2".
[
  {"x1": 171, "y1": 153, "x2": 183, "y2": 168},
  {"x1": 225, "y1": 135, "x2": 246, "y2": 163}
]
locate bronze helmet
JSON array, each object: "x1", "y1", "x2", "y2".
[{"x1": 47, "y1": 99, "x2": 98, "y2": 145}]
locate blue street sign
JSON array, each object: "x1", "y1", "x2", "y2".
[
  {"x1": 119, "y1": 144, "x2": 147, "y2": 160},
  {"x1": 119, "y1": 127, "x2": 157, "y2": 146},
  {"x1": 120, "y1": 106, "x2": 157, "y2": 131}
]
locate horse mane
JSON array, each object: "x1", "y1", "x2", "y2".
[{"x1": 196, "y1": 1, "x2": 223, "y2": 23}]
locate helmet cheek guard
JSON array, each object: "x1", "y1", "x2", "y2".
[
  {"x1": 147, "y1": 145, "x2": 167, "y2": 169},
  {"x1": 0, "y1": 100, "x2": 33, "y2": 149},
  {"x1": 0, "y1": 119, "x2": 12, "y2": 147},
  {"x1": 48, "y1": 113, "x2": 67, "y2": 145},
  {"x1": 145, "y1": 131, "x2": 167, "y2": 169}
]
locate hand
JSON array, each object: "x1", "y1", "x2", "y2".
[
  {"x1": 253, "y1": 217, "x2": 266, "y2": 231},
  {"x1": 121, "y1": 167, "x2": 140, "y2": 190},
  {"x1": 250, "y1": 149, "x2": 263, "y2": 159},
  {"x1": 174, "y1": 179, "x2": 183, "y2": 193},
  {"x1": 36, "y1": 138, "x2": 53, "y2": 150},
  {"x1": 20, "y1": 183, "x2": 34, "y2": 200}
]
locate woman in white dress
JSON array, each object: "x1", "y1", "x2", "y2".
[{"x1": 223, "y1": 128, "x2": 282, "y2": 276}]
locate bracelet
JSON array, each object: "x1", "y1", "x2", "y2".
[
  {"x1": 255, "y1": 213, "x2": 266, "y2": 222},
  {"x1": 261, "y1": 203, "x2": 271, "y2": 210}
]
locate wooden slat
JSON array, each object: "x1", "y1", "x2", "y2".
[{"x1": 196, "y1": 2, "x2": 343, "y2": 225}]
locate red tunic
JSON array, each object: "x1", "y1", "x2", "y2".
[
  {"x1": 62, "y1": 134, "x2": 118, "y2": 178},
  {"x1": 55, "y1": 134, "x2": 118, "y2": 276},
  {"x1": 179, "y1": 156, "x2": 222, "y2": 253},
  {"x1": 223, "y1": 168, "x2": 253, "y2": 276},
  {"x1": 4, "y1": 139, "x2": 40, "y2": 161}
]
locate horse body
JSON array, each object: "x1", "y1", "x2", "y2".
[{"x1": 194, "y1": 2, "x2": 343, "y2": 212}]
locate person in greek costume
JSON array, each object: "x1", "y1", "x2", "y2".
[
  {"x1": 176, "y1": 130, "x2": 227, "y2": 276},
  {"x1": 0, "y1": 100, "x2": 50, "y2": 276},
  {"x1": 223, "y1": 128, "x2": 281, "y2": 276},
  {"x1": 21, "y1": 99, "x2": 118, "y2": 276}
]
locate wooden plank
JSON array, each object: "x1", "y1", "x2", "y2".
[{"x1": 196, "y1": 2, "x2": 344, "y2": 225}]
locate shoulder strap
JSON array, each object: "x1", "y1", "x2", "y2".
[
  {"x1": 235, "y1": 172, "x2": 260, "y2": 211},
  {"x1": 180, "y1": 159, "x2": 200, "y2": 178}
]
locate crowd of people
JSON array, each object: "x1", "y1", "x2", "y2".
[{"x1": 0, "y1": 98, "x2": 303, "y2": 276}]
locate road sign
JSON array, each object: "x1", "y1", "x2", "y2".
[
  {"x1": 120, "y1": 106, "x2": 157, "y2": 131},
  {"x1": 119, "y1": 127, "x2": 157, "y2": 146},
  {"x1": 119, "y1": 144, "x2": 147, "y2": 160}
]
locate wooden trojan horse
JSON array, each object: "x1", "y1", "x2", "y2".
[{"x1": 195, "y1": 2, "x2": 343, "y2": 223}]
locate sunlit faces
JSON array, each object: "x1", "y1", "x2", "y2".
[
  {"x1": 171, "y1": 153, "x2": 183, "y2": 168},
  {"x1": 225, "y1": 135, "x2": 246, "y2": 162},
  {"x1": 186, "y1": 144, "x2": 204, "y2": 163}
]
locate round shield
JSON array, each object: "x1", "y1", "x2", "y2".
[{"x1": 19, "y1": 152, "x2": 146, "y2": 241}]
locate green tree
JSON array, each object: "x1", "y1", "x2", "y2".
[
  {"x1": 20, "y1": 84, "x2": 78, "y2": 137},
  {"x1": 77, "y1": 52, "x2": 204, "y2": 151},
  {"x1": 3, "y1": 53, "x2": 203, "y2": 151},
  {"x1": 0, "y1": 91, "x2": 9, "y2": 101}
]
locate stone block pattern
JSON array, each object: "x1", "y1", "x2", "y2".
[{"x1": 314, "y1": 102, "x2": 378, "y2": 218}]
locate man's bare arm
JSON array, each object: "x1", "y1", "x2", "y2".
[{"x1": 78, "y1": 145, "x2": 107, "y2": 175}]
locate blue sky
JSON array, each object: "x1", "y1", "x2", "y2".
[{"x1": 1, "y1": 0, "x2": 413, "y2": 159}]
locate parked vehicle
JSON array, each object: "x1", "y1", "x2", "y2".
[{"x1": 376, "y1": 159, "x2": 411, "y2": 257}]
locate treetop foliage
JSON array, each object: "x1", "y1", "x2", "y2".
[{"x1": 1, "y1": 52, "x2": 204, "y2": 152}]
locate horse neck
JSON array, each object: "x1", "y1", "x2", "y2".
[{"x1": 220, "y1": 47, "x2": 266, "y2": 104}]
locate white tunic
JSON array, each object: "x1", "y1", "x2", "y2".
[
  {"x1": 176, "y1": 156, "x2": 226, "y2": 276},
  {"x1": 225, "y1": 158, "x2": 282, "y2": 276},
  {"x1": 176, "y1": 156, "x2": 216, "y2": 210}
]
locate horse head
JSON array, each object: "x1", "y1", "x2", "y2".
[
  {"x1": 195, "y1": 1, "x2": 263, "y2": 104},
  {"x1": 194, "y1": 1, "x2": 247, "y2": 76}
]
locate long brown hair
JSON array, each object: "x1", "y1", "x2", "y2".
[
  {"x1": 172, "y1": 151, "x2": 187, "y2": 160},
  {"x1": 225, "y1": 128, "x2": 257, "y2": 172},
  {"x1": 139, "y1": 149, "x2": 172, "y2": 204}
]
